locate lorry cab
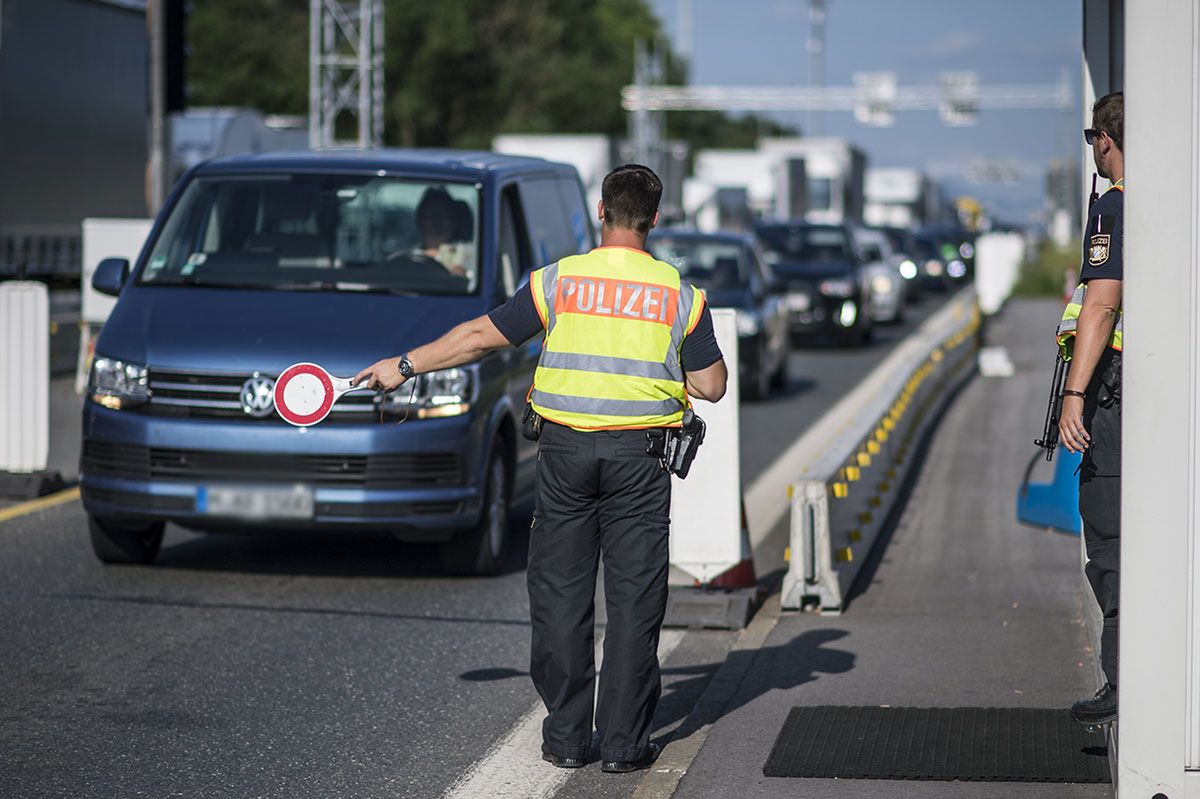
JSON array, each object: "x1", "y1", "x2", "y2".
[{"x1": 81, "y1": 149, "x2": 595, "y2": 575}]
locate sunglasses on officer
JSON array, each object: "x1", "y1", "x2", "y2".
[{"x1": 1084, "y1": 128, "x2": 1106, "y2": 145}]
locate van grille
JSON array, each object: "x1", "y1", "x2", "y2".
[
  {"x1": 82, "y1": 442, "x2": 462, "y2": 488},
  {"x1": 145, "y1": 368, "x2": 378, "y2": 421}
]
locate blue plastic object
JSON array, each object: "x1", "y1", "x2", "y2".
[{"x1": 1016, "y1": 447, "x2": 1083, "y2": 535}]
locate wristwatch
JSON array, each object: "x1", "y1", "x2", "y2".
[{"x1": 398, "y1": 354, "x2": 416, "y2": 379}]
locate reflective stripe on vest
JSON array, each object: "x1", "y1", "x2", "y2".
[
  {"x1": 1056, "y1": 282, "x2": 1123, "y2": 358},
  {"x1": 528, "y1": 248, "x2": 705, "y2": 430}
]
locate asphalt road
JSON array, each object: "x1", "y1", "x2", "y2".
[{"x1": 0, "y1": 291, "x2": 951, "y2": 799}]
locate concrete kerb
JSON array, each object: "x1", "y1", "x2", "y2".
[{"x1": 633, "y1": 595, "x2": 782, "y2": 799}]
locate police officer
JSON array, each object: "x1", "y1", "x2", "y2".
[
  {"x1": 354, "y1": 164, "x2": 727, "y2": 771},
  {"x1": 1058, "y1": 92, "x2": 1124, "y2": 728}
]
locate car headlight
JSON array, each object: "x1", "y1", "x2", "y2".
[
  {"x1": 384, "y1": 366, "x2": 475, "y2": 419},
  {"x1": 734, "y1": 309, "x2": 761, "y2": 337},
  {"x1": 898, "y1": 259, "x2": 918, "y2": 280},
  {"x1": 947, "y1": 259, "x2": 967, "y2": 279},
  {"x1": 89, "y1": 356, "x2": 149, "y2": 409},
  {"x1": 818, "y1": 278, "x2": 856, "y2": 298},
  {"x1": 959, "y1": 242, "x2": 975, "y2": 259},
  {"x1": 870, "y1": 274, "x2": 894, "y2": 295},
  {"x1": 925, "y1": 259, "x2": 944, "y2": 277}
]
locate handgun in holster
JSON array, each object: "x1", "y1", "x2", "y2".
[
  {"x1": 522, "y1": 402, "x2": 543, "y2": 441},
  {"x1": 646, "y1": 409, "x2": 706, "y2": 479}
]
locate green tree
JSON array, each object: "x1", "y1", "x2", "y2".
[
  {"x1": 187, "y1": 0, "x2": 308, "y2": 114},
  {"x1": 186, "y1": 0, "x2": 794, "y2": 151}
]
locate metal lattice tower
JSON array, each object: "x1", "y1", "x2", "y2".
[
  {"x1": 630, "y1": 40, "x2": 666, "y2": 176},
  {"x1": 807, "y1": 0, "x2": 826, "y2": 137},
  {"x1": 309, "y1": 0, "x2": 384, "y2": 149}
]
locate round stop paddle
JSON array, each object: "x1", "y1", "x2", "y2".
[{"x1": 274, "y1": 362, "x2": 369, "y2": 427}]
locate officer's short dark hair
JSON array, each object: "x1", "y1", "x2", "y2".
[
  {"x1": 601, "y1": 164, "x2": 662, "y2": 235},
  {"x1": 1092, "y1": 92, "x2": 1123, "y2": 153}
]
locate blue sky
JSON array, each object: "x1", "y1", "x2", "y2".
[{"x1": 646, "y1": 0, "x2": 1082, "y2": 224}]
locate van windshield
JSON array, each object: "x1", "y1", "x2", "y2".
[{"x1": 139, "y1": 174, "x2": 481, "y2": 295}]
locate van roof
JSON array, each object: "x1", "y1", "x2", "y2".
[{"x1": 197, "y1": 148, "x2": 575, "y2": 180}]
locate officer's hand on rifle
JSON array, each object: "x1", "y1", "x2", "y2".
[{"x1": 1059, "y1": 395, "x2": 1091, "y2": 454}]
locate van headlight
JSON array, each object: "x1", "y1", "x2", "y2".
[
  {"x1": 870, "y1": 274, "x2": 894, "y2": 295},
  {"x1": 89, "y1": 356, "x2": 149, "y2": 409},
  {"x1": 734, "y1": 309, "x2": 761, "y2": 337},
  {"x1": 898, "y1": 259, "x2": 918, "y2": 280},
  {"x1": 818, "y1": 278, "x2": 856, "y2": 298},
  {"x1": 384, "y1": 366, "x2": 475, "y2": 419}
]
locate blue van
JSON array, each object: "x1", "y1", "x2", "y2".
[{"x1": 81, "y1": 150, "x2": 595, "y2": 574}]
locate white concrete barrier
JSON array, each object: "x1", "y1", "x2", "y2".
[
  {"x1": 782, "y1": 288, "x2": 981, "y2": 611},
  {"x1": 0, "y1": 282, "x2": 50, "y2": 473},
  {"x1": 974, "y1": 232, "x2": 1024, "y2": 316},
  {"x1": 670, "y1": 308, "x2": 741, "y2": 583}
]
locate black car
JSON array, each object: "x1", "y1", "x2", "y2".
[
  {"x1": 648, "y1": 229, "x2": 789, "y2": 399},
  {"x1": 755, "y1": 222, "x2": 874, "y2": 346},
  {"x1": 921, "y1": 226, "x2": 976, "y2": 285},
  {"x1": 912, "y1": 232, "x2": 951, "y2": 292}
]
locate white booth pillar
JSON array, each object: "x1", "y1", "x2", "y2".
[{"x1": 1119, "y1": 1, "x2": 1200, "y2": 795}]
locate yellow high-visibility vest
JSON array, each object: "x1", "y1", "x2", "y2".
[
  {"x1": 528, "y1": 247, "x2": 706, "y2": 431},
  {"x1": 1057, "y1": 182, "x2": 1124, "y2": 359}
]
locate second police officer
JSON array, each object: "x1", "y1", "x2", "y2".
[
  {"x1": 1057, "y1": 91, "x2": 1124, "y2": 729},
  {"x1": 354, "y1": 164, "x2": 728, "y2": 772}
]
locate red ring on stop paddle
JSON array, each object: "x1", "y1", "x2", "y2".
[{"x1": 275, "y1": 363, "x2": 335, "y2": 426}]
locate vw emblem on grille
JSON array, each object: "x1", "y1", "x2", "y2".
[{"x1": 240, "y1": 375, "x2": 276, "y2": 418}]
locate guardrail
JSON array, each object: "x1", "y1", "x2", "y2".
[{"x1": 782, "y1": 287, "x2": 981, "y2": 612}]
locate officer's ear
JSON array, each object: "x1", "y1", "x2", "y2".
[
  {"x1": 649, "y1": 210, "x2": 660, "y2": 233},
  {"x1": 597, "y1": 201, "x2": 606, "y2": 228}
]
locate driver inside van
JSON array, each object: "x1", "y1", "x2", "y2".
[{"x1": 415, "y1": 187, "x2": 472, "y2": 277}]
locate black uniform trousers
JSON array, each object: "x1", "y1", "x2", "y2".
[
  {"x1": 527, "y1": 421, "x2": 671, "y2": 763},
  {"x1": 1080, "y1": 349, "x2": 1122, "y2": 688}
]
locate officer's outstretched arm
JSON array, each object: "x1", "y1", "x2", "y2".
[
  {"x1": 686, "y1": 358, "x2": 728, "y2": 403},
  {"x1": 407, "y1": 316, "x2": 512, "y2": 374},
  {"x1": 353, "y1": 316, "x2": 511, "y2": 391}
]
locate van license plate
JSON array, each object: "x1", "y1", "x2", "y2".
[{"x1": 197, "y1": 485, "x2": 314, "y2": 520}]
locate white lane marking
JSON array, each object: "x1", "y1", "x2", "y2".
[{"x1": 443, "y1": 629, "x2": 685, "y2": 799}]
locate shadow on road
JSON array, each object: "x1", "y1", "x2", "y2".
[{"x1": 457, "y1": 627, "x2": 856, "y2": 749}]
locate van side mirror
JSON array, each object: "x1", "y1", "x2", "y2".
[{"x1": 93, "y1": 258, "x2": 130, "y2": 297}]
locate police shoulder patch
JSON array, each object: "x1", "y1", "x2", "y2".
[{"x1": 1089, "y1": 234, "x2": 1111, "y2": 266}]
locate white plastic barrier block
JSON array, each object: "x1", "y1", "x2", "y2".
[
  {"x1": 0, "y1": 281, "x2": 50, "y2": 473},
  {"x1": 670, "y1": 308, "x2": 741, "y2": 583},
  {"x1": 975, "y1": 232, "x2": 1025, "y2": 316}
]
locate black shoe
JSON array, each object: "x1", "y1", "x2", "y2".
[
  {"x1": 541, "y1": 744, "x2": 585, "y2": 769},
  {"x1": 601, "y1": 742, "x2": 661, "y2": 774},
  {"x1": 1070, "y1": 683, "x2": 1117, "y2": 728}
]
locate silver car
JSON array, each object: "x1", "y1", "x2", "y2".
[{"x1": 852, "y1": 226, "x2": 908, "y2": 324}]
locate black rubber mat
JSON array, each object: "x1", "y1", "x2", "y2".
[{"x1": 763, "y1": 706, "x2": 1110, "y2": 782}]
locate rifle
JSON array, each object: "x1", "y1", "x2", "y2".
[{"x1": 1032, "y1": 174, "x2": 1100, "y2": 462}]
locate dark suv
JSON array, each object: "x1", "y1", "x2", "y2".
[
  {"x1": 81, "y1": 150, "x2": 594, "y2": 574},
  {"x1": 756, "y1": 222, "x2": 874, "y2": 346}
]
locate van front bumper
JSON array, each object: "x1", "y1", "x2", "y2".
[{"x1": 79, "y1": 404, "x2": 486, "y2": 541}]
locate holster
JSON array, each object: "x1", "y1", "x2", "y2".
[
  {"x1": 657, "y1": 410, "x2": 706, "y2": 479},
  {"x1": 522, "y1": 403, "x2": 544, "y2": 441}
]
